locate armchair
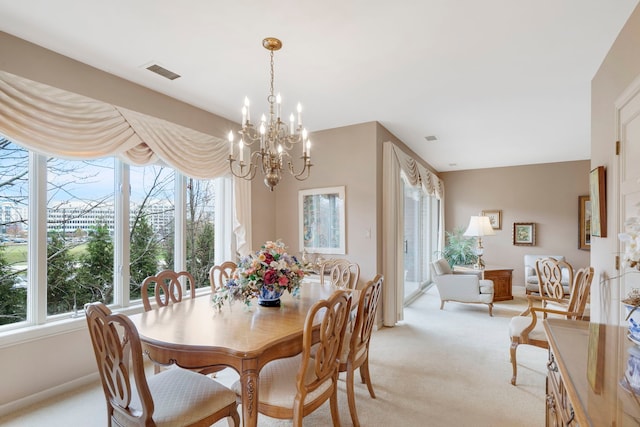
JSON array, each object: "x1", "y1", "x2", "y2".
[{"x1": 430, "y1": 258, "x2": 495, "y2": 316}]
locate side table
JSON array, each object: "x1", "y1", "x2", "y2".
[{"x1": 454, "y1": 265, "x2": 513, "y2": 301}]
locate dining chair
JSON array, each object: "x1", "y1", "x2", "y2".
[
  {"x1": 328, "y1": 261, "x2": 360, "y2": 290},
  {"x1": 140, "y1": 270, "x2": 196, "y2": 312},
  {"x1": 535, "y1": 257, "x2": 575, "y2": 317},
  {"x1": 84, "y1": 302, "x2": 240, "y2": 427},
  {"x1": 208, "y1": 261, "x2": 237, "y2": 293},
  {"x1": 232, "y1": 290, "x2": 352, "y2": 426},
  {"x1": 141, "y1": 270, "x2": 225, "y2": 376},
  {"x1": 318, "y1": 258, "x2": 347, "y2": 284},
  {"x1": 339, "y1": 274, "x2": 383, "y2": 427},
  {"x1": 509, "y1": 266, "x2": 594, "y2": 385}
]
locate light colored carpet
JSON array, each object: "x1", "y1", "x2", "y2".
[{"x1": 0, "y1": 286, "x2": 547, "y2": 426}]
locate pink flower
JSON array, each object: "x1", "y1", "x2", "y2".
[{"x1": 278, "y1": 276, "x2": 289, "y2": 286}]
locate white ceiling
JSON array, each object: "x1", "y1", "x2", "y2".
[{"x1": 1, "y1": 0, "x2": 638, "y2": 172}]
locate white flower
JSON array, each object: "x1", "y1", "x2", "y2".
[{"x1": 620, "y1": 211, "x2": 640, "y2": 268}]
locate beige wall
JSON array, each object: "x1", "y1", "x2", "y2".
[
  {"x1": 591, "y1": 4, "x2": 640, "y2": 323},
  {"x1": 440, "y1": 161, "x2": 591, "y2": 287}
]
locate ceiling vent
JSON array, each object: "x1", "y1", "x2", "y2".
[
  {"x1": 146, "y1": 64, "x2": 181, "y2": 80},
  {"x1": 424, "y1": 135, "x2": 438, "y2": 142}
]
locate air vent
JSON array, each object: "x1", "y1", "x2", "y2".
[
  {"x1": 424, "y1": 135, "x2": 438, "y2": 142},
  {"x1": 146, "y1": 64, "x2": 181, "y2": 80}
]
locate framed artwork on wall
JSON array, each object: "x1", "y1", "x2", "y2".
[
  {"x1": 589, "y1": 166, "x2": 607, "y2": 237},
  {"x1": 481, "y1": 210, "x2": 502, "y2": 230},
  {"x1": 299, "y1": 186, "x2": 346, "y2": 254},
  {"x1": 579, "y1": 195, "x2": 591, "y2": 251},
  {"x1": 513, "y1": 222, "x2": 535, "y2": 246}
]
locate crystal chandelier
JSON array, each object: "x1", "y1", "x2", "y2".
[{"x1": 228, "y1": 37, "x2": 312, "y2": 191}]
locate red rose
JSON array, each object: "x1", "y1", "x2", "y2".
[{"x1": 263, "y1": 269, "x2": 277, "y2": 285}]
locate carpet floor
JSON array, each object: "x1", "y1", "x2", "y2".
[{"x1": 0, "y1": 285, "x2": 547, "y2": 426}]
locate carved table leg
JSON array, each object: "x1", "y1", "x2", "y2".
[{"x1": 240, "y1": 369, "x2": 259, "y2": 427}]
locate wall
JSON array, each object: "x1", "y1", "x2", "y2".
[
  {"x1": 440, "y1": 160, "x2": 591, "y2": 287},
  {"x1": 591, "y1": 4, "x2": 640, "y2": 324}
]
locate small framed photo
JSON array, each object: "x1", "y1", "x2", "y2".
[
  {"x1": 481, "y1": 210, "x2": 502, "y2": 230},
  {"x1": 513, "y1": 222, "x2": 535, "y2": 246},
  {"x1": 579, "y1": 195, "x2": 591, "y2": 251}
]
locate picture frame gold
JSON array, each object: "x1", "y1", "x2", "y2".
[
  {"x1": 481, "y1": 210, "x2": 502, "y2": 230},
  {"x1": 589, "y1": 166, "x2": 607, "y2": 237},
  {"x1": 513, "y1": 222, "x2": 535, "y2": 246},
  {"x1": 579, "y1": 195, "x2": 591, "y2": 251}
]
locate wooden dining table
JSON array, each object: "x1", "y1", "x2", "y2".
[{"x1": 129, "y1": 280, "x2": 350, "y2": 427}]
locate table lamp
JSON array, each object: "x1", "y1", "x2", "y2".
[{"x1": 463, "y1": 215, "x2": 495, "y2": 269}]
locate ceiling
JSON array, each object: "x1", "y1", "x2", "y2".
[{"x1": 1, "y1": 1, "x2": 638, "y2": 172}]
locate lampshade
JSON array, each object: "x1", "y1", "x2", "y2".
[{"x1": 463, "y1": 216, "x2": 495, "y2": 237}]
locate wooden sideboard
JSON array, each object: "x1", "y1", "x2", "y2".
[
  {"x1": 543, "y1": 318, "x2": 640, "y2": 426},
  {"x1": 454, "y1": 265, "x2": 513, "y2": 301}
]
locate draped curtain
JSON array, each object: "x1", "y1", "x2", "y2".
[
  {"x1": 382, "y1": 142, "x2": 444, "y2": 326},
  {"x1": 0, "y1": 70, "x2": 251, "y2": 253}
]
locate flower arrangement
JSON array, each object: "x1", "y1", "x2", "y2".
[
  {"x1": 619, "y1": 210, "x2": 640, "y2": 269},
  {"x1": 212, "y1": 240, "x2": 306, "y2": 308}
]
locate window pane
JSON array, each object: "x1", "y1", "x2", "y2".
[
  {"x1": 185, "y1": 177, "x2": 217, "y2": 288},
  {"x1": 129, "y1": 165, "x2": 175, "y2": 299},
  {"x1": 47, "y1": 157, "x2": 115, "y2": 315},
  {"x1": 0, "y1": 138, "x2": 28, "y2": 325}
]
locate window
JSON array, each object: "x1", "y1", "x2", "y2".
[{"x1": 0, "y1": 137, "x2": 233, "y2": 332}]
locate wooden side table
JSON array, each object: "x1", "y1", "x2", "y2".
[{"x1": 454, "y1": 265, "x2": 513, "y2": 301}]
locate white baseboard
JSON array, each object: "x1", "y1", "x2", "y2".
[{"x1": 0, "y1": 372, "x2": 100, "y2": 418}]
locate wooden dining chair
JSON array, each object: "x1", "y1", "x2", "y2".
[
  {"x1": 140, "y1": 270, "x2": 196, "y2": 312},
  {"x1": 318, "y1": 258, "x2": 347, "y2": 284},
  {"x1": 535, "y1": 257, "x2": 574, "y2": 312},
  {"x1": 208, "y1": 261, "x2": 237, "y2": 293},
  {"x1": 329, "y1": 261, "x2": 360, "y2": 289},
  {"x1": 232, "y1": 290, "x2": 352, "y2": 426},
  {"x1": 509, "y1": 266, "x2": 594, "y2": 385},
  {"x1": 339, "y1": 274, "x2": 383, "y2": 427},
  {"x1": 85, "y1": 302, "x2": 240, "y2": 427}
]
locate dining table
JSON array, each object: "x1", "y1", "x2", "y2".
[{"x1": 129, "y1": 280, "x2": 353, "y2": 427}]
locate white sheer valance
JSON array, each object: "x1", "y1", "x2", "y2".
[
  {"x1": 391, "y1": 144, "x2": 444, "y2": 198},
  {"x1": 0, "y1": 70, "x2": 230, "y2": 179}
]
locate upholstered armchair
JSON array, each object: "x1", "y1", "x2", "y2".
[{"x1": 430, "y1": 258, "x2": 495, "y2": 316}]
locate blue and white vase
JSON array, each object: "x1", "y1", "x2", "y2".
[
  {"x1": 258, "y1": 286, "x2": 283, "y2": 307},
  {"x1": 624, "y1": 303, "x2": 640, "y2": 344}
]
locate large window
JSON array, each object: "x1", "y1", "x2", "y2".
[{"x1": 0, "y1": 137, "x2": 232, "y2": 330}]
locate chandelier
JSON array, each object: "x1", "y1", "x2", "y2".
[{"x1": 227, "y1": 37, "x2": 312, "y2": 191}]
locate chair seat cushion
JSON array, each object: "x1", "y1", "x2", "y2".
[
  {"x1": 508, "y1": 316, "x2": 546, "y2": 341},
  {"x1": 231, "y1": 354, "x2": 332, "y2": 408},
  {"x1": 120, "y1": 366, "x2": 236, "y2": 427}
]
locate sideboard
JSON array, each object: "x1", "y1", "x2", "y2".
[{"x1": 543, "y1": 318, "x2": 640, "y2": 426}]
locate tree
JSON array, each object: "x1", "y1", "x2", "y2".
[
  {"x1": 46, "y1": 232, "x2": 77, "y2": 314},
  {"x1": 0, "y1": 245, "x2": 25, "y2": 325},
  {"x1": 187, "y1": 221, "x2": 215, "y2": 287},
  {"x1": 76, "y1": 223, "x2": 114, "y2": 304},
  {"x1": 130, "y1": 214, "x2": 160, "y2": 298}
]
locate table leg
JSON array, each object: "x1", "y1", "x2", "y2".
[{"x1": 240, "y1": 369, "x2": 259, "y2": 427}]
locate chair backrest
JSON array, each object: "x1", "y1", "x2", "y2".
[
  {"x1": 565, "y1": 266, "x2": 594, "y2": 320},
  {"x1": 524, "y1": 255, "x2": 564, "y2": 279},
  {"x1": 209, "y1": 261, "x2": 237, "y2": 293},
  {"x1": 141, "y1": 270, "x2": 196, "y2": 312},
  {"x1": 85, "y1": 302, "x2": 154, "y2": 426},
  {"x1": 535, "y1": 258, "x2": 574, "y2": 299},
  {"x1": 319, "y1": 259, "x2": 349, "y2": 284},
  {"x1": 328, "y1": 262, "x2": 360, "y2": 289},
  {"x1": 431, "y1": 258, "x2": 453, "y2": 277},
  {"x1": 349, "y1": 275, "x2": 383, "y2": 361},
  {"x1": 298, "y1": 290, "x2": 352, "y2": 402}
]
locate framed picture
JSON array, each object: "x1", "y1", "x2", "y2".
[
  {"x1": 513, "y1": 222, "x2": 535, "y2": 246},
  {"x1": 589, "y1": 166, "x2": 607, "y2": 237},
  {"x1": 481, "y1": 210, "x2": 502, "y2": 230},
  {"x1": 299, "y1": 186, "x2": 346, "y2": 254},
  {"x1": 579, "y1": 195, "x2": 591, "y2": 251}
]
